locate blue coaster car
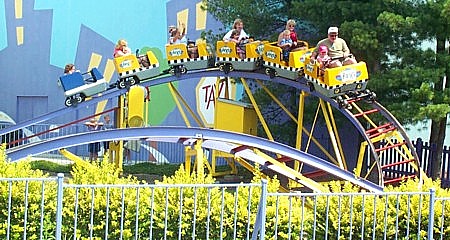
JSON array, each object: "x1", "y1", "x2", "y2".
[{"x1": 58, "y1": 68, "x2": 108, "y2": 107}]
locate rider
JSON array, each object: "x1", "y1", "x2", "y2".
[{"x1": 310, "y1": 27, "x2": 356, "y2": 68}]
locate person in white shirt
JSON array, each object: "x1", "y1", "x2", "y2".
[
  {"x1": 223, "y1": 18, "x2": 249, "y2": 41},
  {"x1": 310, "y1": 27, "x2": 357, "y2": 68}
]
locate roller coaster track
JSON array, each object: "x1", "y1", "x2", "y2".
[
  {"x1": 5, "y1": 126, "x2": 383, "y2": 193},
  {"x1": 1, "y1": 68, "x2": 424, "y2": 191}
]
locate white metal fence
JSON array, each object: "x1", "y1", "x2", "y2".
[{"x1": 0, "y1": 175, "x2": 449, "y2": 239}]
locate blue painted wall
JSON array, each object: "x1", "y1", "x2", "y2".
[{"x1": 0, "y1": 0, "x2": 223, "y2": 124}]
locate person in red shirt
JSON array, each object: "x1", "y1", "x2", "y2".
[{"x1": 277, "y1": 19, "x2": 306, "y2": 52}]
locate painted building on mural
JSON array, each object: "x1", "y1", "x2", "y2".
[{"x1": 0, "y1": 0, "x2": 228, "y2": 127}]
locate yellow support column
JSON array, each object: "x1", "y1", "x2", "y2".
[
  {"x1": 195, "y1": 139, "x2": 205, "y2": 177},
  {"x1": 241, "y1": 78, "x2": 274, "y2": 140},
  {"x1": 319, "y1": 99, "x2": 345, "y2": 169},
  {"x1": 296, "y1": 91, "x2": 306, "y2": 150},
  {"x1": 114, "y1": 94, "x2": 126, "y2": 172},
  {"x1": 356, "y1": 141, "x2": 368, "y2": 177},
  {"x1": 185, "y1": 146, "x2": 196, "y2": 176},
  {"x1": 290, "y1": 91, "x2": 307, "y2": 189},
  {"x1": 128, "y1": 85, "x2": 145, "y2": 127}
]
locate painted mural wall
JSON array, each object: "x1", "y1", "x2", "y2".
[{"x1": 0, "y1": 0, "x2": 227, "y2": 127}]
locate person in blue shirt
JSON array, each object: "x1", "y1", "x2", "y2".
[{"x1": 278, "y1": 30, "x2": 293, "y2": 62}]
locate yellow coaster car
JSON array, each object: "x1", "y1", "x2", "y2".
[
  {"x1": 215, "y1": 40, "x2": 266, "y2": 74},
  {"x1": 165, "y1": 42, "x2": 214, "y2": 76},
  {"x1": 304, "y1": 57, "x2": 369, "y2": 97},
  {"x1": 113, "y1": 50, "x2": 160, "y2": 89},
  {"x1": 262, "y1": 41, "x2": 313, "y2": 80}
]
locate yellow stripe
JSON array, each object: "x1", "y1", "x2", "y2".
[
  {"x1": 16, "y1": 26, "x2": 23, "y2": 45},
  {"x1": 195, "y1": 2, "x2": 206, "y2": 30},
  {"x1": 95, "y1": 97, "x2": 108, "y2": 118},
  {"x1": 104, "y1": 59, "x2": 115, "y2": 83},
  {"x1": 88, "y1": 52, "x2": 102, "y2": 69},
  {"x1": 15, "y1": 0, "x2": 22, "y2": 19}
]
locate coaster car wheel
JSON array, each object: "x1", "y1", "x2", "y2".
[
  {"x1": 169, "y1": 67, "x2": 175, "y2": 75},
  {"x1": 181, "y1": 66, "x2": 187, "y2": 74},
  {"x1": 364, "y1": 89, "x2": 377, "y2": 102},
  {"x1": 307, "y1": 82, "x2": 315, "y2": 92},
  {"x1": 76, "y1": 95, "x2": 84, "y2": 104},
  {"x1": 369, "y1": 92, "x2": 377, "y2": 102},
  {"x1": 174, "y1": 65, "x2": 183, "y2": 77},
  {"x1": 129, "y1": 77, "x2": 137, "y2": 86},
  {"x1": 270, "y1": 69, "x2": 277, "y2": 78},
  {"x1": 298, "y1": 68, "x2": 305, "y2": 77},
  {"x1": 117, "y1": 79, "x2": 127, "y2": 89},
  {"x1": 336, "y1": 96, "x2": 350, "y2": 109},
  {"x1": 223, "y1": 63, "x2": 233, "y2": 74},
  {"x1": 65, "y1": 97, "x2": 74, "y2": 107},
  {"x1": 265, "y1": 67, "x2": 277, "y2": 78}
]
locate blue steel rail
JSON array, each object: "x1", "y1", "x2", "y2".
[
  {"x1": 0, "y1": 68, "x2": 420, "y2": 190},
  {"x1": 5, "y1": 126, "x2": 383, "y2": 193}
]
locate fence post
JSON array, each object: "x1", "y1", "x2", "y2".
[
  {"x1": 252, "y1": 179, "x2": 268, "y2": 240},
  {"x1": 55, "y1": 173, "x2": 64, "y2": 240},
  {"x1": 415, "y1": 138, "x2": 423, "y2": 161},
  {"x1": 427, "y1": 188, "x2": 435, "y2": 240}
]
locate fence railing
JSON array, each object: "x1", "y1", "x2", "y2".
[
  {"x1": 1, "y1": 175, "x2": 449, "y2": 240},
  {"x1": 414, "y1": 138, "x2": 450, "y2": 187},
  {"x1": 254, "y1": 182, "x2": 449, "y2": 240}
]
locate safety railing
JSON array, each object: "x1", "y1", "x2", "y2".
[
  {"x1": 253, "y1": 181, "x2": 449, "y2": 240},
  {"x1": 1, "y1": 176, "x2": 450, "y2": 239}
]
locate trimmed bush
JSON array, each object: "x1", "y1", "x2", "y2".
[{"x1": 1, "y1": 145, "x2": 450, "y2": 239}]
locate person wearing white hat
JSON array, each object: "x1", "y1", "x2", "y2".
[{"x1": 310, "y1": 26, "x2": 357, "y2": 68}]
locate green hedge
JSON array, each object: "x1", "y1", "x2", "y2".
[{"x1": 298, "y1": 180, "x2": 450, "y2": 239}]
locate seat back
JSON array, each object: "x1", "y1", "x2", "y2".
[
  {"x1": 90, "y1": 68, "x2": 104, "y2": 81},
  {"x1": 59, "y1": 72, "x2": 85, "y2": 91}
]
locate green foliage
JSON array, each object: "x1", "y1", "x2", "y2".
[
  {"x1": 123, "y1": 162, "x2": 181, "y2": 176},
  {"x1": 0, "y1": 146, "x2": 58, "y2": 239},
  {"x1": 377, "y1": 11, "x2": 416, "y2": 33},
  {"x1": 0, "y1": 147, "x2": 280, "y2": 239},
  {"x1": 29, "y1": 160, "x2": 72, "y2": 173},
  {"x1": 417, "y1": 104, "x2": 450, "y2": 122},
  {"x1": 300, "y1": 179, "x2": 450, "y2": 239},
  {"x1": 3, "y1": 145, "x2": 450, "y2": 239},
  {"x1": 202, "y1": 0, "x2": 288, "y2": 40}
]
